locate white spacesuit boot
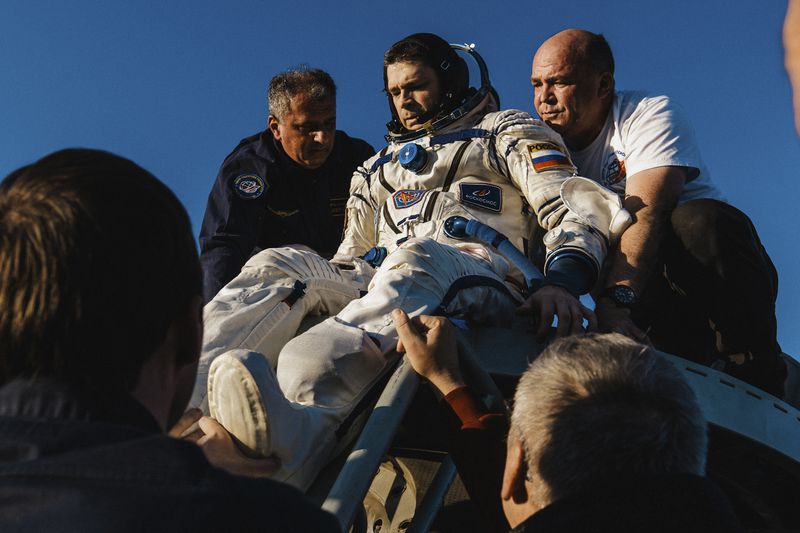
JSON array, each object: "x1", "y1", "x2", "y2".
[
  {"x1": 209, "y1": 237, "x2": 520, "y2": 490},
  {"x1": 190, "y1": 245, "x2": 370, "y2": 410},
  {"x1": 207, "y1": 349, "x2": 345, "y2": 489}
]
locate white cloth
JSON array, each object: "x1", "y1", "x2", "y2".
[
  {"x1": 336, "y1": 107, "x2": 619, "y2": 282},
  {"x1": 190, "y1": 246, "x2": 369, "y2": 410},
  {"x1": 196, "y1": 104, "x2": 620, "y2": 490},
  {"x1": 197, "y1": 240, "x2": 518, "y2": 489},
  {"x1": 568, "y1": 91, "x2": 724, "y2": 203}
]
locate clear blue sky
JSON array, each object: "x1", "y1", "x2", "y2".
[{"x1": 2, "y1": 0, "x2": 798, "y2": 357}]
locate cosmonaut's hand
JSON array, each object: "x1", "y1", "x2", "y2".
[
  {"x1": 391, "y1": 308, "x2": 466, "y2": 397},
  {"x1": 170, "y1": 408, "x2": 280, "y2": 478},
  {"x1": 595, "y1": 298, "x2": 651, "y2": 344},
  {"x1": 517, "y1": 285, "x2": 597, "y2": 340}
]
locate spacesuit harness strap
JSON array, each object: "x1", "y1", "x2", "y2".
[
  {"x1": 367, "y1": 128, "x2": 492, "y2": 173},
  {"x1": 429, "y1": 128, "x2": 491, "y2": 146}
]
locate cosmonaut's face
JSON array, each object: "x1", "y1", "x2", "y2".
[
  {"x1": 531, "y1": 43, "x2": 607, "y2": 150},
  {"x1": 385, "y1": 61, "x2": 442, "y2": 131},
  {"x1": 269, "y1": 93, "x2": 336, "y2": 169}
]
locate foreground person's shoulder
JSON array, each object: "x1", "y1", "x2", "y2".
[{"x1": 203, "y1": 466, "x2": 340, "y2": 532}]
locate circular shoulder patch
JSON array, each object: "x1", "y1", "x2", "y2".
[{"x1": 232, "y1": 174, "x2": 266, "y2": 199}]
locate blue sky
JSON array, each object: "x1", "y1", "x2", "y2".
[{"x1": 2, "y1": 0, "x2": 798, "y2": 357}]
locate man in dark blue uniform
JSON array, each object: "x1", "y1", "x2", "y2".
[{"x1": 199, "y1": 68, "x2": 375, "y2": 303}]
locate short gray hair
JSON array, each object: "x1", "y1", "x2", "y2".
[
  {"x1": 267, "y1": 67, "x2": 336, "y2": 120},
  {"x1": 510, "y1": 333, "x2": 707, "y2": 506}
]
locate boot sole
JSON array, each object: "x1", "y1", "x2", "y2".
[{"x1": 208, "y1": 352, "x2": 271, "y2": 458}]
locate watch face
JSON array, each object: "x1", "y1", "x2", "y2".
[{"x1": 613, "y1": 286, "x2": 636, "y2": 306}]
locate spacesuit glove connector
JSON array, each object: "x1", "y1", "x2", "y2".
[{"x1": 538, "y1": 250, "x2": 597, "y2": 298}]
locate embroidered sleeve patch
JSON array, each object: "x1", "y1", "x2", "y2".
[
  {"x1": 392, "y1": 189, "x2": 427, "y2": 209},
  {"x1": 232, "y1": 174, "x2": 267, "y2": 199},
  {"x1": 527, "y1": 143, "x2": 573, "y2": 173},
  {"x1": 459, "y1": 183, "x2": 502, "y2": 212}
]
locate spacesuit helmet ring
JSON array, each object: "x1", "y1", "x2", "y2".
[{"x1": 383, "y1": 33, "x2": 493, "y2": 142}]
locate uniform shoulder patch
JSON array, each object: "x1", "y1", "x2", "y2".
[
  {"x1": 232, "y1": 174, "x2": 267, "y2": 199},
  {"x1": 528, "y1": 143, "x2": 573, "y2": 173},
  {"x1": 459, "y1": 183, "x2": 502, "y2": 212},
  {"x1": 393, "y1": 189, "x2": 427, "y2": 209}
]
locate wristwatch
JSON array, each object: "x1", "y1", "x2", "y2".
[{"x1": 600, "y1": 285, "x2": 637, "y2": 309}]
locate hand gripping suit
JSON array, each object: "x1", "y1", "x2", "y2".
[{"x1": 192, "y1": 104, "x2": 630, "y2": 490}]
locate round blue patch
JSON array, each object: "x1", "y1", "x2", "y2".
[{"x1": 232, "y1": 174, "x2": 266, "y2": 199}]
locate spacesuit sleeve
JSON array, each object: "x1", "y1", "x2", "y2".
[
  {"x1": 199, "y1": 158, "x2": 268, "y2": 303},
  {"x1": 491, "y1": 110, "x2": 575, "y2": 232},
  {"x1": 492, "y1": 110, "x2": 625, "y2": 292},
  {"x1": 332, "y1": 166, "x2": 376, "y2": 262}
]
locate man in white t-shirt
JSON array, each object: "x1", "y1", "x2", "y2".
[{"x1": 530, "y1": 28, "x2": 786, "y2": 396}]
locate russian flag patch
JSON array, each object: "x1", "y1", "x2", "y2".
[{"x1": 528, "y1": 143, "x2": 573, "y2": 173}]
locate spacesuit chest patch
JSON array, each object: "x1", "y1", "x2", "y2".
[
  {"x1": 527, "y1": 143, "x2": 572, "y2": 173},
  {"x1": 232, "y1": 174, "x2": 268, "y2": 199},
  {"x1": 393, "y1": 189, "x2": 426, "y2": 209},
  {"x1": 459, "y1": 183, "x2": 502, "y2": 212}
]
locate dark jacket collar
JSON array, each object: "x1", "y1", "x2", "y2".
[
  {"x1": 0, "y1": 377, "x2": 160, "y2": 432},
  {"x1": 514, "y1": 473, "x2": 743, "y2": 533}
]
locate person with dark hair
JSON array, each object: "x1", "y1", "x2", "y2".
[
  {"x1": 532, "y1": 29, "x2": 786, "y2": 396},
  {"x1": 195, "y1": 33, "x2": 632, "y2": 491},
  {"x1": 199, "y1": 67, "x2": 375, "y2": 303},
  {"x1": 381, "y1": 33, "x2": 471, "y2": 135},
  {"x1": 392, "y1": 309, "x2": 744, "y2": 532},
  {"x1": 0, "y1": 149, "x2": 338, "y2": 532}
]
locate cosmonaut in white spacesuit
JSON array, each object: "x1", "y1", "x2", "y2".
[{"x1": 191, "y1": 33, "x2": 632, "y2": 490}]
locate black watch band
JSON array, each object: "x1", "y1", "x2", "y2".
[{"x1": 600, "y1": 285, "x2": 637, "y2": 309}]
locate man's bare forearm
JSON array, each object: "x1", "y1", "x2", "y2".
[
  {"x1": 600, "y1": 166, "x2": 686, "y2": 293},
  {"x1": 603, "y1": 204, "x2": 670, "y2": 293}
]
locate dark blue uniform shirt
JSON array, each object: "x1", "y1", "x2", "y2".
[{"x1": 199, "y1": 129, "x2": 374, "y2": 303}]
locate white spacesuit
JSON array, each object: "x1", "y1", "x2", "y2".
[{"x1": 192, "y1": 41, "x2": 630, "y2": 490}]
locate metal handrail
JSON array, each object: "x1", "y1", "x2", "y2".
[{"x1": 322, "y1": 357, "x2": 420, "y2": 531}]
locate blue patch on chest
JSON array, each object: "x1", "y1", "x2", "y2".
[
  {"x1": 459, "y1": 183, "x2": 502, "y2": 212},
  {"x1": 393, "y1": 189, "x2": 427, "y2": 209},
  {"x1": 232, "y1": 174, "x2": 267, "y2": 199}
]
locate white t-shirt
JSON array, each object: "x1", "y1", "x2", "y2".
[{"x1": 569, "y1": 91, "x2": 724, "y2": 203}]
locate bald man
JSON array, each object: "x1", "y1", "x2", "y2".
[{"x1": 531, "y1": 29, "x2": 786, "y2": 397}]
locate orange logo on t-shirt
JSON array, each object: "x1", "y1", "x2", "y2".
[{"x1": 601, "y1": 151, "x2": 626, "y2": 186}]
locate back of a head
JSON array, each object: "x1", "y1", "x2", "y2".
[
  {"x1": 0, "y1": 148, "x2": 201, "y2": 392},
  {"x1": 511, "y1": 333, "x2": 707, "y2": 505}
]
